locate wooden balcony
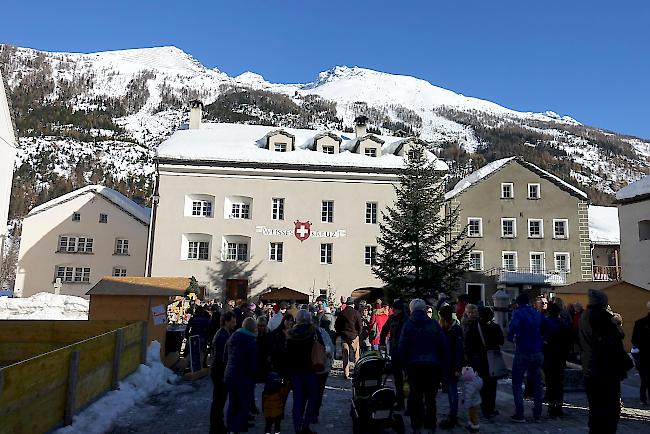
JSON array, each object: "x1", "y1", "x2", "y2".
[{"x1": 592, "y1": 265, "x2": 622, "y2": 281}]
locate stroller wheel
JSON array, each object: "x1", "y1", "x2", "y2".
[{"x1": 393, "y1": 413, "x2": 405, "y2": 434}]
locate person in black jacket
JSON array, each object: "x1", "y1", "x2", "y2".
[
  {"x1": 185, "y1": 305, "x2": 211, "y2": 365},
  {"x1": 270, "y1": 313, "x2": 295, "y2": 381},
  {"x1": 209, "y1": 312, "x2": 236, "y2": 434},
  {"x1": 543, "y1": 302, "x2": 572, "y2": 417},
  {"x1": 379, "y1": 298, "x2": 408, "y2": 410},
  {"x1": 438, "y1": 304, "x2": 464, "y2": 429},
  {"x1": 286, "y1": 310, "x2": 324, "y2": 434},
  {"x1": 632, "y1": 301, "x2": 650, "y2": 405},
  {"x1": 464, "y1": 306, "x2": 504, "y2": 418}
]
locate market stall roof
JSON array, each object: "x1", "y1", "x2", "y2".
[
  {"x1": 258, "y1": 287, "x2": 310, "y2": 302},
  {"x1": 350, "y1": 287, "x2": 384, "y2": 302},
  {"x1": 87, "y1": 277, "x2": 190, "y2": 296},
  {"x1": 554, "y1": 280, "x2": 647, "y2": 295}
]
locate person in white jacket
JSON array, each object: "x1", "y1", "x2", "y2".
[
  {"x1": 461, "y1": 366, "x2": 483, "y2": 433},
  {"x1": 268, "y1": 302, "x2": 288, "y2": 332}
]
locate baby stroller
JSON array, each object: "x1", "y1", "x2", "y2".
[{"x1": 350, "y1": 354, "x2": 404, "y2": 434}]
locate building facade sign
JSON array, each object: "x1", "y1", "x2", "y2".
[{"x1": 256, "y1": 222, "x2": 347, "y2": 241}]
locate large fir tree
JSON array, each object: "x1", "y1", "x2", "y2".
[{"x1": 373, "y1": 144, "x2": 473, "y2": 300}]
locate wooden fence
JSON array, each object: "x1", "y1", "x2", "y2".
[{"x1": 0, "y1": 320, "x2": 148, "y2": 434}]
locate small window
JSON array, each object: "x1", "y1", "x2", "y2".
[
  {"x1": 319, "y1": 289, "x2": 328, "y2": 297},
  {"x1": 320, "y1": 243, "x2": 333, "y2": 264},
  {"x1": 554, "y1": 253, "x2": 570, "y2": 272},
  {"x1": 528, "y1": 219, "x2": 544, "y2": 238},
  {"x1": 501, "y1": 218, "x2": 516, "y2": 238},
  {"x1": 77, "y1": 237, "x2": 94, "y2": 253},
  {"x1": 322, "y1": 145, "x2": 335, "y2": 154},
  {"x1": 99, "y1": 213, "x2": 108, "y2": 224},
  {"x1": 502, "y1": 252, "x2": 518, "y2": 271},
  {"x1": 192, "y1": 200, "x2": 213, "y2": 217},
  {"x1": 72, "y1": 212, "x2": 80, "y2": 222},
  {"x1": 364, "y1": 246, "x2": 377, "y2": 266},
  {"x1": 501, "y1": 183, "x2": 514, "y2": 199},
  {"x1": 365, "y1": 202, "x2": 377, "y2": 224},
  {"x1": 115, "y1": 239, "x2": 129, "y2": 255},
  {"x1": 56, "y1": 266, "x2": 74, "y2": 282},
  {"x1": 530, "y1": 252, "x2": 545, "y2": 273},
  {"x1": 469, "y1": 251, "x2": 484, "y2": 271},
  {"x1": 274, "y1": 143, "x2": 287, "y2": 152},
  {"x1": 269, "y1": 242, "x2": 284, "y2": 262},
  {"x1": 70, "y1": 267, "x2": 91, "y2": 283},
  {"x1": 112, "y1": 268, "x2": 127, "y2": 277},
  {"x1": 231, "y1": 203, "x2": 251, "y2": 219},
  {"x1": 188, "y1": 241, "x2": 210, "y2": 260},
  {"x1": 639, "y1": 220, "x2": 650, "y2": 241},
  {"x1": 225, "y1": 242, "x2": 248, "y2": 261},
  {"x1": 321, "y1": 201, "x2": 334, "y2": 223},
  {"x1": 364, "y1": 148, "x2": 377, "y2": 157},
  {"x1": 528, "y1": 183, "x2": 540, "y2": 199},
  {"x1": 553, "y1": 219, "x2": 569, "y2": 239},
  {"x1": 272, "y1": 198, "x2": 285, "y2": 220},
  {"x1": 467, "y1": 218, "x2": 482, "y2": 237}
]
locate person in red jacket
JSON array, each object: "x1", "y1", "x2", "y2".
[{"x1": 369, "y1": 301, "x2": 390, "y2": 350}]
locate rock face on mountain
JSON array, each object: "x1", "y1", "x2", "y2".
[{"x1": 1, "y1": 43, "x2": 649, "y2": 219}]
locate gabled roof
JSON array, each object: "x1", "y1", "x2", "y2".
[
  {"x1": 555, "y1": 280, "x2": 648, "y2": 294},
  {"x1": 346, "y1": 134, "x2": 386, "y2": 153},
  {"x1": 87, "y1": 277, "x2": 190, "y2": 296},
  {"x1": 383, "y1": 137, "x2": 428, "y2": 155},
  {"x1": 28, "y1": 185, "x2": 151, "y2": 225},
  {"x1": 445, "y1": 157, "x2": 588, "y2": 200},
  {"x1": 310, "y1": 131, "x2": 342, "y2": 149},
  {"x1": 616, "y1": 174, "x2": 650, "y2": 204},
  {"x1": 588, "y1": 205, "x2": 620, "y2": 245},
  {"x1": 260, "y1": 129, "x2": 295, "y2": 148}
]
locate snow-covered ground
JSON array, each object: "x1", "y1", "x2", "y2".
[
  {"x1": 0, "y1": 292, "x2": 88, "y2": 320},
  {"x1": 55, "y1": 341, "x2": 178, "y2": 434}
]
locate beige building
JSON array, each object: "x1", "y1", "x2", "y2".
[
  {"x1": 616, "y1": 176, "x2": 650, "y2": 290},
  {"x1": 14, "y1": 185, "x2": 151, "y2": 298},
  {"x1": 150, "y1": 110, "x2": 447, "y2": 301},
  {"x1": 588, "y1": 205, "x2": 621, "y2": 281},
  {"x1": 445, "y1": 157, "x2": 591, "y2": 303},
  {"x1": 0, "y1": 70, "x2": 17, "y2": 272}
]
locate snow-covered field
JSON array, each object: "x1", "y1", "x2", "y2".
[
  {"x1": 0, "y1": 292, "x2": 89, "y2": 320},
  {"x1": 54, "y1": 341, "x2": 177, "y2": 434}
]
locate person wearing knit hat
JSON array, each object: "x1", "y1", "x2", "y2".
[{"x1": 579, "y1": 288, "x2": 632, "y2": 434}]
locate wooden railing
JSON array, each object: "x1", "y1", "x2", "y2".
[
  {"x1": 487, "y1": 267, "x2": 568, "y2": 286},
  {"x1": 593, "y1": 265, "x2": 622, "y2": 281},
  {"x1": 0, "y1": 321, "x2": 147, "y2": 434}
]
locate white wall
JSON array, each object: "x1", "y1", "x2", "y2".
[
  {"x1": 619, "y1": 200, "x2": 650, "y2": 290},
  {"x1": 0, "y1": 70, "x2": 17, "y2": 269}
]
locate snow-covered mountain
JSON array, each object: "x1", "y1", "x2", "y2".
[{"x1": 1, "y1": 43, "x2": 649, "y2": 217}]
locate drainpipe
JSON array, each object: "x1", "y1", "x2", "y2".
[{"x1": 145, "y1": 160, "x2": 160, "y2": 277}]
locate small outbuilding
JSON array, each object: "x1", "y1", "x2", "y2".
[
  {"x1": 554, "y1": 280, "x2": 650, "y2": 350},
  {"x1": 87, "y1": 276, "x2": 190, "y2": 357},
  {"x1": 257, "y1": 287, "x2": 310, "y2": 304}
]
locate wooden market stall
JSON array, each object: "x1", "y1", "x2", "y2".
[
  {"x1": 86, "y1": 276, "x2": 190, "y2": 358},
  {"x1": 258, "y1": 287, "x2": 310, "y2": 304},
  {"x1": 555, "y1": 280, "x2": 650, "y2": 350}
]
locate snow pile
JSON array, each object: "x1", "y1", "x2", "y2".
[
  {"x1": 55, "y1": 341, "x2": 177, "y2": 434},
  {"x1": 0, "y1": 292, "x2": 89, "y2": 320},
  {"x1": 445, "y1": 157, "x2": 517, "y2": 199},
  {"x1": 616, "y1": 174, "x2": 650, "y2": 201},
  {"x1": 588, "y1": 205, "x2": 620, "y2": 245}
]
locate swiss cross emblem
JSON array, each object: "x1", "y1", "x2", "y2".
[{"x1": 294, "y1": 220, "x2": 312, "y2": 242}]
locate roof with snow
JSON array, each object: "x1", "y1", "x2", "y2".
[
  {"x1": 156, "y1": 123, "x2": 448, "y2": 172},
  {"x1": 588, "y1": 205, "x2": 620, "y2": 245},
  {"x1": 28, "y1": 185, "x2": 151, "y2": 225},
  {"x1": 445, "y1": 157, "x2": 588, "y2": 200},
  {"x1": 616, "y1": 174, "x2": 650, "y2": 203}
]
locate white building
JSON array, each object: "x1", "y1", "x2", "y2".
[
  {"x1": 149, "y1": 108, "x2": 447, "y2": 301},
  {"x1": 0, "y1": 70, "x2": 17, "y2": 271},
  {"x1": 588, "y1": 205, "x2": 621, "y2": 281},
  {"x1": 617, "y1": 176, "x2": 650, "y2": 290},
  {"x1": 14, "y1": 186, "x2": 151, "y2": 298}
]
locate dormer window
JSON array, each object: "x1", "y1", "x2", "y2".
[
  {"x1": 274, "y1": 143, "x2": 287, "y2": 152},
  {"x1": 265, "y1": 130, "x2": 295, "y2": 152},
  {"x1": 322, "y1": 145, "x2": 335, "y2": 154},
  {"x1": 364, "y1": 148, "x2": 377, "y2": 157},
  {"x1": 314, "y1": 132, "x2": 341, "y2": 154}
]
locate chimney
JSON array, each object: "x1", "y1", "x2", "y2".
[
  {"x1": 189, "y1": 100, "x2": 203, "y2": 129},
  {"x1": 354, "y1": 115, "x2": 368, "y2": 137}
]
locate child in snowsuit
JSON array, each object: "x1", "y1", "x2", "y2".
[
  {"x1": 263, "y1": 372, "x2": 285, "y2": 434},
  {"x1": 461, "y1": 366, "x2": 483, "y2": 433}
]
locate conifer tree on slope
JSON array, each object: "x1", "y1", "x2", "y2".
[{"x1": 373, "y1": 144, "x2": 473, "y2": 300}]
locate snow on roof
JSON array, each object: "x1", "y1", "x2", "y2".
[
  {"x1": 616, "y1": 174, "x2": 650, "y2": 202},
  {"x1": 588, "y1": 205, "x2": 620, "y2": 245},
  {"x1": 28, "y1": 185, "x2": 151, "y2": 224},
  {"x1": 157, "y1": 123, "x2": 449, "y2": 171},
  {"x1": 445, "y1": 157, "x2": 588, "y2": 200}
]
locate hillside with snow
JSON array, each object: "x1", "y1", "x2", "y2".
[{"x1": 1, "y1": 43, "x2": 649, "y2": 219}]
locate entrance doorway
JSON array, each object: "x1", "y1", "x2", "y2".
[
  {"x1": 466, "y1": 283, "x2": 485, "y2": 305},
  {"x1": 226, "y1": 279, "x2": 248, "y2": 302}
]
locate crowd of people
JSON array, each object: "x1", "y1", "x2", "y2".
[{"x1": 178, "y1": 290, "x2": 647, "y2": 434}]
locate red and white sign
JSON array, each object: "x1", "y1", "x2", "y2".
[{"x1": 294, "y1": 221, "x2": 312, "y2": 242}]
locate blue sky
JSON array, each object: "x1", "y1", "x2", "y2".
[{"x1": 3, "y1": 0, "x2": 649, "y2": 138}]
